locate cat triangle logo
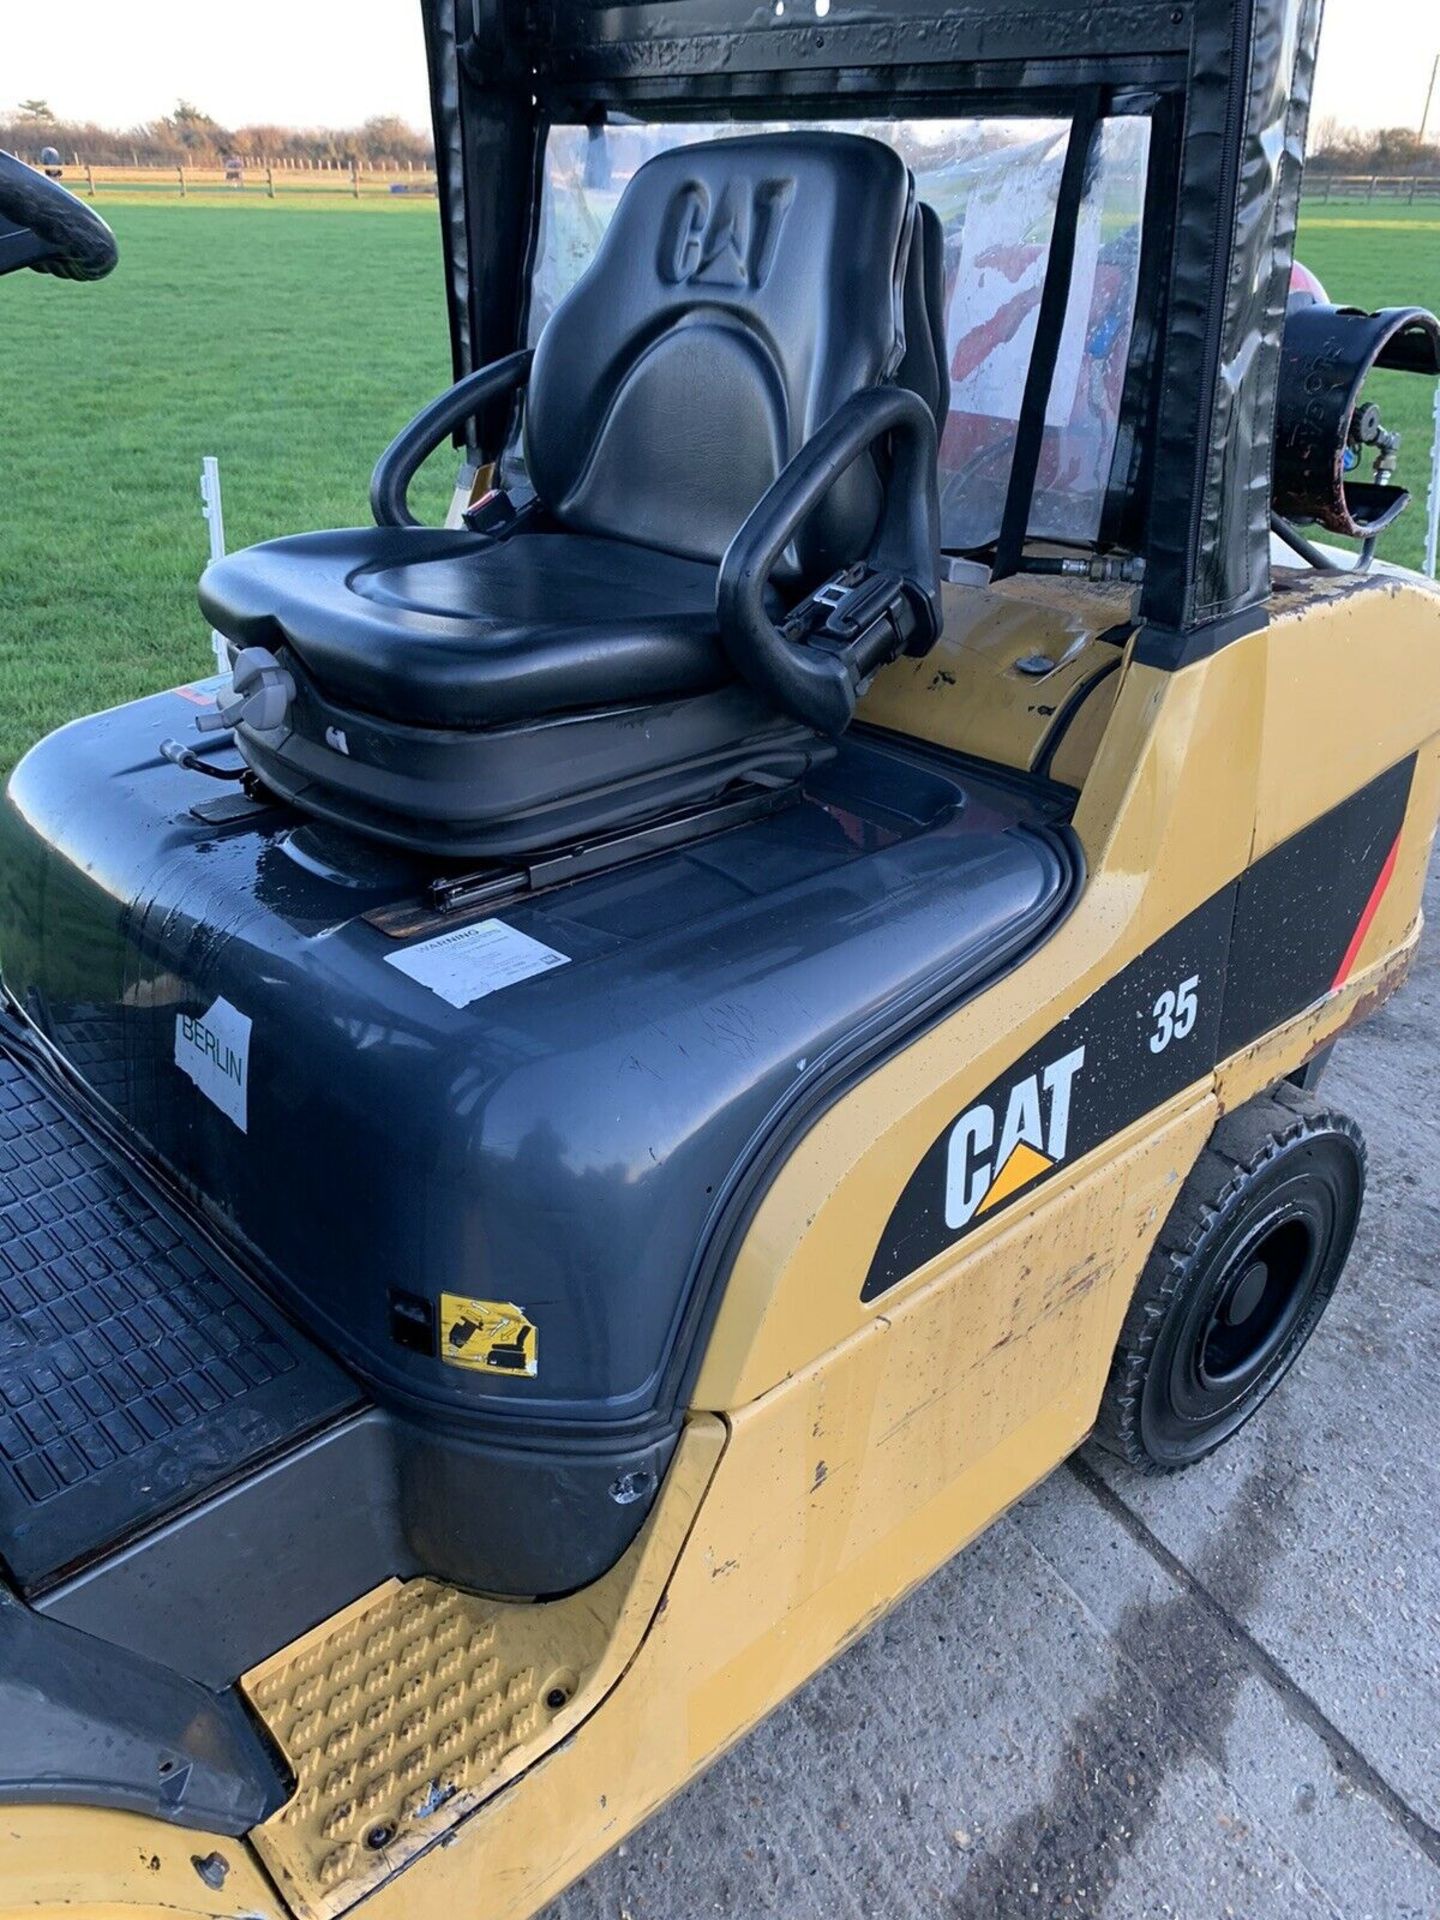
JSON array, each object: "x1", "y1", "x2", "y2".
[{"x1": 977, "y1": 1139, "x2": 1054, "y2": 1216}]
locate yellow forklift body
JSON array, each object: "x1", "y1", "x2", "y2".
[
  {"x1": 7, "y1": 569, "x2": 1437, "y2": 1920},
  {"x1": 5, "y1": 0, "x2": 1440, "y2": 1910}
]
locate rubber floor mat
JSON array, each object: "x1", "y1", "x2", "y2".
[{"x1": 0, "y1": 1041, "x2": 359, "y2": 1591}]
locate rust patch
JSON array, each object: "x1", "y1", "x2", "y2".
[{"x1": 1215, "y1": 949, "x2": 1413, "y2": 1117}]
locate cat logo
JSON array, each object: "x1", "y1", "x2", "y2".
[
  {"x1": 659, "y1": 176, "x2": 795, "y2": 290},
  {"x1": 944, "y1": 1044, "x2": 1086, "y2": 1230}
]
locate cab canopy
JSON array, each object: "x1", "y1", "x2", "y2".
[{"x1": 420, "y1": 0, "x2": 1323, "y2": 652}]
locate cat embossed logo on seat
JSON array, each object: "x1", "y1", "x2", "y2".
[{"x1": 659, "y1": 177, "x2": 795, "y2": 289}]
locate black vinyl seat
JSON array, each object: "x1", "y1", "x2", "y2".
[
  {"x1": 895, "y1": 203, "x2": 951, "y2": 432},
  {"x1": 199, "y1": 132, "x2": 948, "y2": 856},
  {"x1": 203, "y1": 527, "x2": 733, "y2": 730}
]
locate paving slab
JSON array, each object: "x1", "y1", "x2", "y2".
[{"x1": 544, "y1": 840, "x2": 1440, "y2": 1920}]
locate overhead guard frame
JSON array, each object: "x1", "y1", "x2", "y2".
[{"x1": 419, "y1": 0, "x2": 1325, "y2": 643}]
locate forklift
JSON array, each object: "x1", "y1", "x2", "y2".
[{"x1": 2, "y1": 2, "x2": 1439, "y2": 1915}]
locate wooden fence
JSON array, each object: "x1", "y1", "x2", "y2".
[
  {"x1": 57, "y1": 160, "x2": 437, "y2": 201},
  {"x1": 1306, "y1": 173, "x2": 1440, "y2": 202}
]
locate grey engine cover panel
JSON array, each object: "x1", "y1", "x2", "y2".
[{"x1": 0, "y1": 690, "x2": 1072, "y2": 1436}]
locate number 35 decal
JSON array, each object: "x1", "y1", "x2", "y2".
[{"x1": 1150, "y1": 974, "x2": 1200, "y2": 1054}]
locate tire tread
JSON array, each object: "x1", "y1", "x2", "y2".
[{"x1": 1089, "y1": 1084, "x2": 1366, "y2": 1473}]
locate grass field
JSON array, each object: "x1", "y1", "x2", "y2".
[
  {"x1": 2, "y1": 199, "x2": 452, "y2": 773},
  {"x1": 3, "y1": 193, "x2": 1438, "y2": 776}
]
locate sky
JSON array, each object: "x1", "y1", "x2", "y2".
[{"x1": 3, "y1": 0, "x2": 1437, "y2": 139}]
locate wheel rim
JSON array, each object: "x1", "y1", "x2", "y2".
[
  {"x1": 1140, "y1": 1143, "x2": 1358, "y2": 1463},
  {"x1": 1196, "y1": 1211, "x2": 1320, "y2": 1392}
]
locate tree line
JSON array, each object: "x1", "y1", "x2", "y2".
[
  {"x1": 1306, "y1": 120, "x2": 1438, "y2": 174},
  {"x1": 4, "y1": 98, "x2": 1434, "y2": 178},
  {"x1": 2, "y1": 100, "x2": 434, "y2": 168}
]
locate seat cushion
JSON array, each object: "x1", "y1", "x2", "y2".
[{"x1": 199, "y1": 525, "x2": 733, "y2": 729}]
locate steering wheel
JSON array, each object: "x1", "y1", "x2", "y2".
[{"x1": 0, "y1": 152, "x2": 117, "y2": 282}]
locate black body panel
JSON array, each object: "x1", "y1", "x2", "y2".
[
  {"x1": 0, "y1": 1038, "x2": 359, "y2": 1593},
  {"x1": 0, "y1": 690, "x2": 1074, "y2": 1588},
  {"x1": 0, "y1": 1032, "x2": 687, "y2": 1613},
  {"x1": 0, "y1": 1578, "x2": 288, "y2": 1834},
  {"x1": 867, "y1": 757, "x2": 1417, "y2": 1297},
  {"x1": 34, "y1": 1410, "x2": 409, "y2": 1687},
  {"x1": 1217, "y1": 756, "x2": 1414, "y2": 1056}
]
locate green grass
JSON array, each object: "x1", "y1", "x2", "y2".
[
  {"x1": 2, "y1": 192, "x2": 1437, "y2": 776},
  {"x1": 2, "y1": 199, "x2": 452, "y2": 773},
  {"x1": 1291, "y1": 198, "x2": 1440, "y2": 572}
]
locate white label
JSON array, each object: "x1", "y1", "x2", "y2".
[
  {"x1": 384, "y1": 918, "x2": 570, "y2": 1010},
  {"x1": 175, "y1": 996, "x2": 252, "y2": 1132}
]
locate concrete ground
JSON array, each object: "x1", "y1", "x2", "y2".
[{"x1": 546, "y1": 841, "x2": 1440, "y2": 1920}]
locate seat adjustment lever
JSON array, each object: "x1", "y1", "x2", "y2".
[{"x1": 196, "y1": 647, "x2": 295, "y2": 738}]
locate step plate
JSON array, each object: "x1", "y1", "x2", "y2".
[
  {"x1": 245, "y1": 1579, "x2": 583, "y2": 1920},
  {"x1": 0, "y1": 1042, "x2": 359, "y2": 1590},
  {"x1": 241, "y1": 1423, "x2": 726, "y2": 1920}
]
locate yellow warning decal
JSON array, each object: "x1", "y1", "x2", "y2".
[{"x1": 439, "y1": 1294, "x2": 538, "y2": 1376}]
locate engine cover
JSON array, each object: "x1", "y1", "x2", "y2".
[{"x1": 0, "y1": 683, "x2": 1073, "y2": 1584}]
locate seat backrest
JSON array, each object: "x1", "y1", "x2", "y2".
[
  {"x1": 525, "y1": 131, "x2": 917, "y2": 585},
  {"x1": 895, "y1": 201, "x2": 951, "y2": 434}
]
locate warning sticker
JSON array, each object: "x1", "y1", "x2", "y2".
[
  {"x1": 175, "y1": 996, "x2": 252, "y2": 1132},
  {"x1": 173, "y1": 677, "x2": 226, "y2": 708},
  {"x1": 384, "y1": 918, "x2": 570, "y2": 1010},
  {"x1": 439, "y1": 1295, "x2": 539, "y2": 1377}
]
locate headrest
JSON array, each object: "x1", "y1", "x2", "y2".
[{"x1": 525, "y1": 131, "x2": 917, "y2": 582}]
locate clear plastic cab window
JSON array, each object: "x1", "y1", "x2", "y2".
[{"x1": 522, "y1": 115, "x2": 1151, "y2": 554}]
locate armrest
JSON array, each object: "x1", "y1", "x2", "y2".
[
  {"x1": 369, "y1": 348, "x2": 535, "y2": 530},
  {"x1": 716, "y1": 386, "x2": 942, "y2": 735}
]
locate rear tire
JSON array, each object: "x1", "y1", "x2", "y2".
[{"x1": 1090, "y1": 1083, "x2": 1365, "y2": 1473}]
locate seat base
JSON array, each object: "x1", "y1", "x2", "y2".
[{"x1": 234, "y1": 652, "x2": 832, "y2": 858}]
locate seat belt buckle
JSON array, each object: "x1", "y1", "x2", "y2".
[{"x1": 784, "y1": 566, "x2": 919, "y2": 679}]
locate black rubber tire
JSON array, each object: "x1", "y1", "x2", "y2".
[{"x1": 1089, "y1": 1083, "x2": 1366, "y2": 1473}]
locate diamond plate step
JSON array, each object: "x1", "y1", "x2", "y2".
[{"x1": 242, "y1": 1418, "x2": 725, "y2": 1920}]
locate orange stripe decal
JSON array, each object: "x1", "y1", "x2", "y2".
[{"x1": 1331, "y1": 831, "x2": 1402, "y2": 992}]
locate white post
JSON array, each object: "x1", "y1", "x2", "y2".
[
  {"x1": 199, "y1": 457, "x2": 231, "y2": 675},
  {"x1": 1426, "y1": 382, "x2": 1440, "y2": 580}
]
